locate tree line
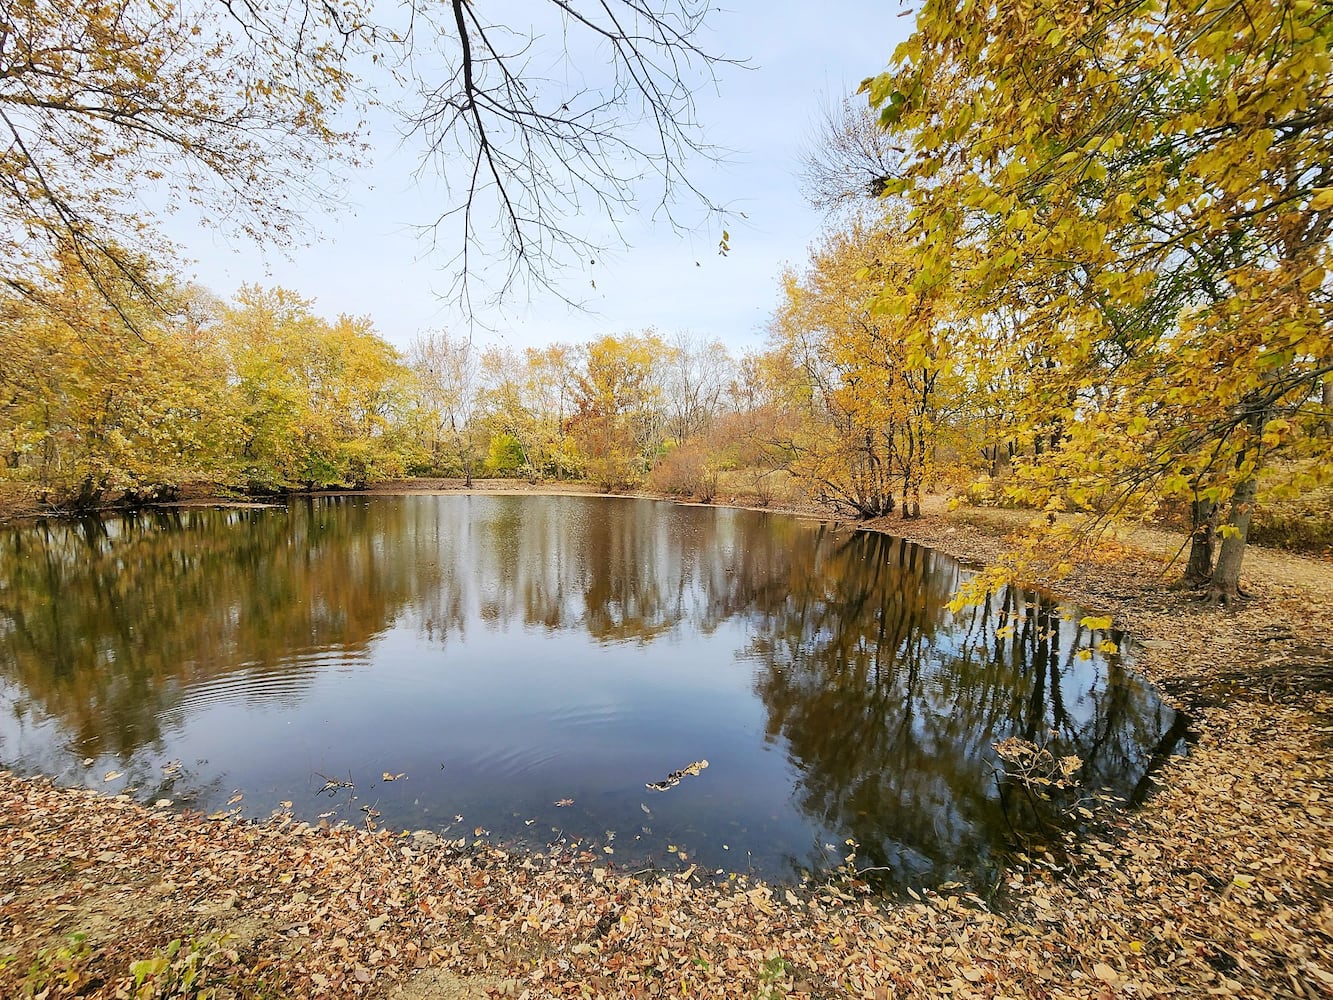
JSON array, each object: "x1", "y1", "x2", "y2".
[{"x1": 2, "y1": 0, "x2": 1328, "y2": 606}]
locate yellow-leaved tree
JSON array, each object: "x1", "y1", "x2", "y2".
[
  {"x1": 866, "y1": 0, "x2": 1332, "y2": 602},
  {"x1": 767, "y1": 213, "x2": 961, "y2": 518},
  {"x1": 216, "y1": 286, "x2": 412, "y2": 490},
  {"x1": 0, "y1": 0, "x2": 357, "y2": 321},
  {"x1": 569, "y1": 334, "x2": 673, "y2": 491},
  {"x1": 0, "y1": 252, "x2": 237, "y2": 503},
  {"x1": 477, "y1": 344, "x2": 581, "y2": 481}
]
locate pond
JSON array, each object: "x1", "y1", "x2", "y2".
[{"x1": 0, "y1": 495, "x2": 1187, "y2": 892}]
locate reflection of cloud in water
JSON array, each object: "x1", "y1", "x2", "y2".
[{"x1": 0, "y1": 496, "x2": 1185, "y2": 891}]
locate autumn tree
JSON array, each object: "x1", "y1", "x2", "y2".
[
  {"x1": 477, "y1": 344, "x2": 579, "y2": 480},
  {"x1": 0, "y1": 0, "x2": 357, "y2": 323},
  {"x1": 867, "y1": 0, "x2": 1333, "y2": 602},
  {"x1": 0, "y1": 253, "x2": 236, "y2": 503},
  {"x1": 2, "y1": 0, "x2": 739, "y2": 335},
  {"x1": 407, "y1": 331, "x2": 482, "y2": 483},
  {"x1": 767, "y1": 214, "x2": 956, "y2": 518},
  {"x1": 217, "y1": 286, "x2": 412, "y2": 490},
  {"x1": 568, "y1": 333, "x2": 672, "y2": 490}
]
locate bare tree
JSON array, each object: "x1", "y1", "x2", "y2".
[
  {"x1": 408, "y1": 330, "x2": 481, "y2": 483},
  {"x1": 664, "y1": 330, "x2": 732, "y2": 443},
  {"x1": 401, "y1": 0, "x2": 739, "y2": 305},
  {"x1": 800, "y1": 95, "x2": 904, "y2": 214}
]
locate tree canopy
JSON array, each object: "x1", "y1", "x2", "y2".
[
  {"x1": 859, "y1": 0, "x2": 1332, "y2": 600},
  {"x1": 0, "y1": 0, "x2": 356, "y2": 321},
  {"x1": 0, "y1": 0, "x2": 734, "y2": 324}
]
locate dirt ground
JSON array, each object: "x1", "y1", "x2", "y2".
[{"x1": 2, "y1": 487, "x2": 1330, "y2": 999}]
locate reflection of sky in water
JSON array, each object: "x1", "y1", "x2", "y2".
[{"x1": 0, "y1": 496, "x2": 1186, "y2": 892}]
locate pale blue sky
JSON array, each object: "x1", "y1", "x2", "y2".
[{"x1": 166, "y1": 3, "x2": 911, "y2": 353}]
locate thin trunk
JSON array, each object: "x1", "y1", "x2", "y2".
[
  {"x1": 1323, "y1": 370, "x2": 1332, "y2": 437},
  {"x1": 1207, "y1": 474, "x2": 1258, "y2": 605}
]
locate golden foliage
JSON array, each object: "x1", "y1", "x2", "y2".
[{"x1": 862, "y1": 0, "x2": 1333, "y2": 598}]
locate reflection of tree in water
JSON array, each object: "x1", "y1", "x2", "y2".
[
  {"x1": 747, "y1": 532, "x2": 1184, "y2": 885},
  {"x1": 424, "y1": 497, "x2": 819, "y2": 645},
  {"x1": 2, "y1": 496, "x2": 797, "y2": 761},
  {"x1": 0, "y1": 495, "x2": 1184, "y2": 889},
  {"x1": 0, "y1": 499, "x2": 442, "y2": 757}
]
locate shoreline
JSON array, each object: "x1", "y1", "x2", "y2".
[{"x1": 2, "y1": 490, "x2": 1331, "y2": 998}]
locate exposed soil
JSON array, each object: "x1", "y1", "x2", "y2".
[{"x1": 2, "y1": 487, "x2": 1331, "y2": 999}]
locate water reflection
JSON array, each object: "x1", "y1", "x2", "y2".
[
  {"x1": 0, "y1": 495, "x2": 1185, "y2": 891},
  {"x1": 747, "y1": 531, "x2": 1181, "y2": 880},
  {"x1": 0, "y1": 502, "x2": 431, "y2": 758}
]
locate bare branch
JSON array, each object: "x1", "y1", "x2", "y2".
[{"x1": 400, "y1": 0, "x2": 743, "y2": 306}]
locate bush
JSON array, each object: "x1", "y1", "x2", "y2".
[
  {"x1": 648, "y1": 443, "x2": 717, "y2": 500},
  {"x1": 484, "y1": 433, "x2": 526, "y2": 476}
]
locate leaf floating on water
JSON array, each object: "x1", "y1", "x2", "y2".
[
  {"x1": 640, "y1": 803, "x2": 652, "y2": 815},
  {"x1": 381, "y1": 772, "x2": 405, "y2": 782},
  {"x1": 554, "y1": 798, "x2": 574, "y2": 807},
  {"x1": 317, "y1": 774, "x2": 355, "y2": 796},
  {"x1": 103, "y1": 770, "x2": 123, "y2": 782},
  {"x1": 645, "y1": 759, "x2": 709, "y2": 792},
  {"x1": 227, "y1": 792, "x2": 244, "y2": 806}
]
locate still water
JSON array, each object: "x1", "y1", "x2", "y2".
[{"x1": 0, "y1": 495, "x2": 1185, "y2": 890}]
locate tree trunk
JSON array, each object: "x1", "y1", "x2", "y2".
[
  {"x1": 1182, "y1": 498, "x2": 1217, "y2": 587},
  {"x1": 1207, "y1": 474, "x2": 1258, "y2": 605},
  {"x1": 1324, "y1": 368, "x2": 1332, "y2": 437}
]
